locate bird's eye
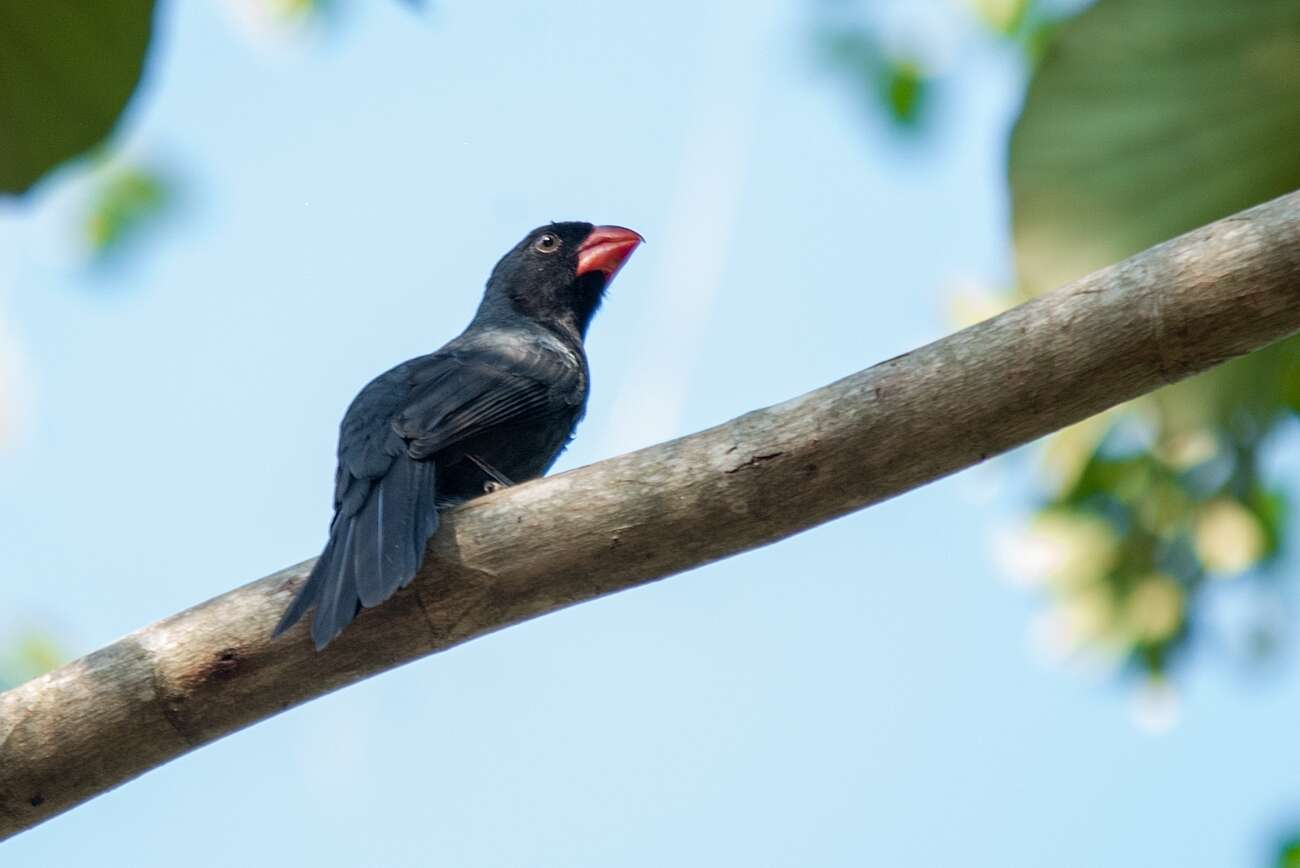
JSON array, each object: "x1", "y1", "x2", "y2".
[{"x1": 532, "y1": 233, "x2": 561, "y2": 254}]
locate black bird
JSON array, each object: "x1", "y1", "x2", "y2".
[{"x1": 274, "y1": 222, "x2": 643, "y2": 650}]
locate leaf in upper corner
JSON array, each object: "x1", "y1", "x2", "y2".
[
  {"x1": 1009, "y1": 0, "x2": 1300, "y2": 299},
  {"x1": 0, "y1": 1, "x2": 158, "y2": 196},
  {"x1": 1009, "y1": 0, "x2": 1300, "y2": 453}
]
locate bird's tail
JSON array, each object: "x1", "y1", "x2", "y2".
[{"x1": 273, "y1": 457, "x2": 439, "y2": 649}]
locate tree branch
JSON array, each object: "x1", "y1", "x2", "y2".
[{"x1": 3, "y1": 191, "x2": 1300, "y2": 839}]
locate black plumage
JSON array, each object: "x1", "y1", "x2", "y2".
[{"x1": 274, "y1": 221, "x2": 642, "y2": 649}]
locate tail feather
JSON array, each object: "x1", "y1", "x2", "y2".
[
  {"x1": 353, "y1": 483, "x2": 387, "y2": 607},
  {"x1": 353, "y1": 457, "x2": 437, "y2": 606},
  {"x1": 272, "y1": 456, "x2": 439, "y2": 650},
  {"x1": 312, "y1": 518, "x2": 358, "y2": 649},
  {"x1": 271, "y1": 536, "x2": 334, "y2": 639}
]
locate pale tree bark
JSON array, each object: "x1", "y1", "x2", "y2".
[{"x1": 3, "y1": 191, "x2": 1300, "y2": 839}]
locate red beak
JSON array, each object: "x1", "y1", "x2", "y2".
[{"x1": 576, "y1": 225, "x2": 643, "y2": 280}]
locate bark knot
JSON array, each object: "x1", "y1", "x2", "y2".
[{"x1": 205, "y1": 649, "x2": 242, "y2": 682}]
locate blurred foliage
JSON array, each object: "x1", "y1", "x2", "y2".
[
  {"x1": 3, "y1": 0, "x2": 422, "y2": 266},
  {"x1": 964, "y1": 0, "x2": 1062, "y2": 59},
  {"x1": 270, "y1": 0, "x2": 331, "y2": 19},
  {"x1": 814, "y1": 0, "x2": 1065, "y2": 132},
  {"x1": 81, "y1": 163, "x2": 175, "y2": 264},
  {"x1": 0, "y1": 631, "x2": 62, "y2": 691},
  {"x1": 1279, "y1": 834, "x2": 1300, "y2": 868},
  {"x1": 225, "y1": 0, "x2": 338, "y2": 37},
  {"x1": 0, "y1": 1, "x2": 157, "y2": 196},
  {"x1": 819, "y1": 0, "x2": 1300, "y2": 684},
  {"x1": 817, "y1": 26, "x2": 931, "y2": 129},
  {"x1": 1008, "y1": 0, "x2": 1300, "y2": 678},
  {"x1": 968, "y1": 0, "x2": 1031, "y2": 34}
]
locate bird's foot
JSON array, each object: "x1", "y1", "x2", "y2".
[{"x1": 466, "y1": 453, "x2": 515, "y2": 493}]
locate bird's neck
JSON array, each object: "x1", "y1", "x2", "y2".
[
  {"x1": 472, "y1": 282, "x2": 598, "y2": 346},
  {"x1": 468, "y1": 303, "x2": 587, "y2": 352},
  {"x1": 538, "y1": 313, "x2": 586, "y2": 348}
]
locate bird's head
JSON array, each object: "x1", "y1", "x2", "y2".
[{"x1": 481, "y1": 222, "x2": 643, "y2": 337}]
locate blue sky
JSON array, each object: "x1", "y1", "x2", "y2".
[{"x1": 2, "y1": 1, "x2": 1298, "y2": 865}]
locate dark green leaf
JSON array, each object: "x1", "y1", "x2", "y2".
[{"x1": 0, "y1": 1, "x2": 158, "y2": 195}]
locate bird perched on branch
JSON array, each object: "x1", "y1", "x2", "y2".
[{"x1": 274, "y1": 222, "x2": 643, "y2": 649}]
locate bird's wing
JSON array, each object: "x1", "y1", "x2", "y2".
[
  {"x1": 333, "y1": 344, "x2": 572, "y2": 533},
  {"x1": 392, "y1": 348, "x2": 570, "y2": 460},
  {"x1": 275, "y1": 341, "x2": 579, "y2": 649}
]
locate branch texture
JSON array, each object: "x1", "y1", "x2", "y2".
[{"x1": 3, "y1": 191, "x2": 1300, "y2": 838}]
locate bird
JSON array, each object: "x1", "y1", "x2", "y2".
[{"x1": 274, "y1": 222, "x2": 643, "y2": 650}]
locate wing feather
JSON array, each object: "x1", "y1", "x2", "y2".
[{"x1": 276, "y1": 339, "x2": 581, "y2": 648}]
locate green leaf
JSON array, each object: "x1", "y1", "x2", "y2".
[
  {"x1": 1010, "y1": 0, "x2": 1300, "y2": 489},
  {"x1": 0, "y1": 1, "x2": 158, "y2": 195},
  {"x1": 1277, "y1": 837, "x2": 1300, "y2": 868},
  {"x1": 817, "y1": 27, "x2": 930, "y2": 132},
  {"x1": 83, "y1": 165, "x2": 172, "y2": 260},
  {"x1": 1009, "y1": 0, "x2": 1300, "y2": 298},
  {"x1": 881, "y1": 60, "x2": 925, "y2": 127}
]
